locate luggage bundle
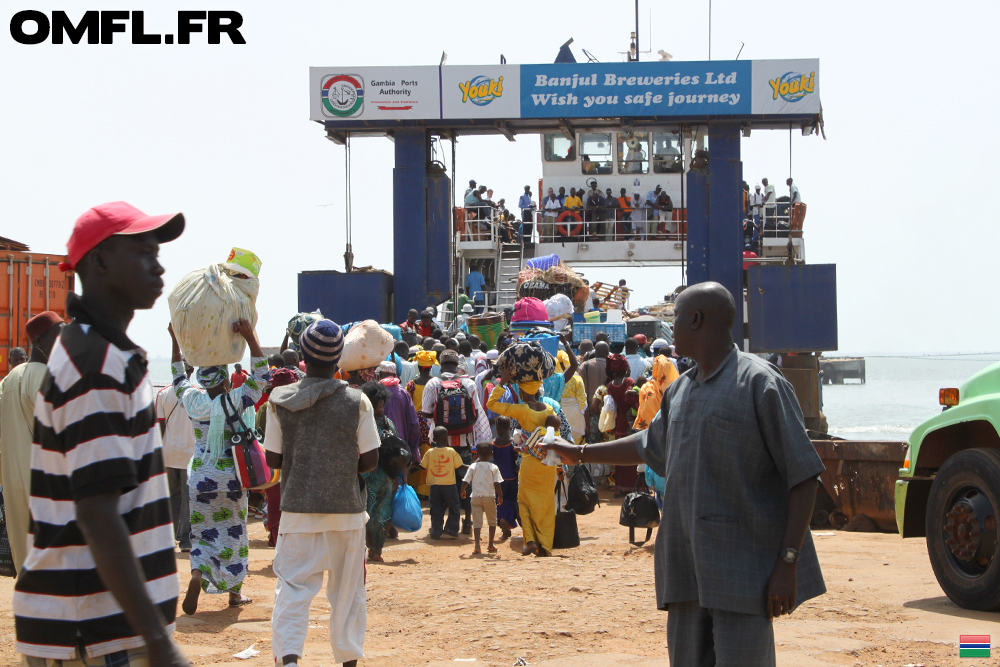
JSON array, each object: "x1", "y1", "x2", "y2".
[{"x1": 168, "y1": 250, "x2": 261, "y2": 367}]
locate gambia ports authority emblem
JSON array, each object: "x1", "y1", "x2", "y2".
[{"x1": 322, "y1": 74, "x2": 364, "y2": 117}]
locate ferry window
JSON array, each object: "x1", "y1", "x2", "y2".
[
  {"x1": 580, "y1": 133, "x2": 613, "y2": 175},
  {"x1": 652, "y1": 132, "x2": 683, "y2": 173},
  {"x1": 617, "y1": 132, "x2": 648, "y2": 174},
  {"x1": 544, "y1": 134, "x2": 575, "y2": 162}
]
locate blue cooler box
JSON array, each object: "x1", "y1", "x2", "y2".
[
  {"x1": 572, "y1": 322, "x2": 627, "y2": 344},
  {"x1": 521, "y1": 333, "x2": 560, "y2": 356}
]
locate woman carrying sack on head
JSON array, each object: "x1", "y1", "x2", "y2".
[
  {"x1": 486, "y1": 343, "x2": 560, "y2": 557},
  {"x1": 170, "y1": 320, "x2": 267, "y2": 615}
]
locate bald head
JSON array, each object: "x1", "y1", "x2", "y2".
[
  {"x1": 673, "y1": 281, "x2": 736, "y2": 360},
  {"x1": 578, "y1": 339, "x2": 594, "y2": 355},
  {"x1": 676, "y1": 282, "x2": 736, "y2": 329},
  {"x1": 281, "y1": 349, "x2": 300, "y2": 368},
  {"x1": 594, "y1": 341, "x2": 610, "y2": 358}
]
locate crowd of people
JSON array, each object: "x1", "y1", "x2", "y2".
[
  {"x1": 463, "y1": 177, "x2": 679, "y2": 244},
  {"x1": 0, "y1": 199, "x2": 827, "y2": 667}
]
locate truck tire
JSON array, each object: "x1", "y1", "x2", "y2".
[{"x1": 925, "y1": 448, "x2": 1000, "y2": 610}]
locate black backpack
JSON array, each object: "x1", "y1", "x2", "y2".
[
  {"x1": 435, "y1": 377, "x2": 476, "y2": 435},
  {"x1": 566, "y1": 465, "x2": 600, "y2": 516}
]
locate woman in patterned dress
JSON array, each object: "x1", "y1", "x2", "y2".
[{"x1": 170, "y1": 320, "x2": 267, "y2": 614}]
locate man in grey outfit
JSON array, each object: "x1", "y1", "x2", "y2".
[
  {"x1": 543, "y1": 281, "x2": 825, "y2": 666},
  {"x1": 264, "y1": 319, "x2": 380, "y2": 667}
]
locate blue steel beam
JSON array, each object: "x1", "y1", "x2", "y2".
[
  {"x1": 707, "y1": 122, "x2": 744, "y2": 347},
  {"x1": 392, "y1": 128, "x2": 430, "y2": 324},
  {"x1": 684, "y1": 123, "x2": 744, "y2": 348}
]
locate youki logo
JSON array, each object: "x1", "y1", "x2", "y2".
[
  {"x1": 768, "y1": 71, "x2": 815, "y2": 103},
  {"x1": 458, "y1": 76, "x2": 503, "y2": 105}
]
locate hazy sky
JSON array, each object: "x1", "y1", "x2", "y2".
[{"x1": 3, "y1": 0, "x2": 997, "y2": 357}]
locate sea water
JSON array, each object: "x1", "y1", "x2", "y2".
[
  {"x1": 822, "y1": 354, "x2": 999, "y2": 441},
  {"x1": 147, "y1": 353, "x2": 1000, "y2": 444}
]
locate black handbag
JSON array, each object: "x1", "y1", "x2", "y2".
[
  {"x1": 553, "y1": 481, "x2": 580, "y2": 549},
  {"x1": 566, "y1": 464, "x2": 600, "y2": 516},
  {"x1": 619, "y1": 479, "x2": 660, "y2": 546},
  {"x1": 0, "y1": 487, "x2": 17, "y2": 578}
]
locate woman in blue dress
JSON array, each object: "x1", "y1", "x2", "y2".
[{"x1": 170, "y1": 320, "x2": 267, "y2": 614}]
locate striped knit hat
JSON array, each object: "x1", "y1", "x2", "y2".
[{"x1": 299, "y1": 319, "x2": 344, "y2": 367}]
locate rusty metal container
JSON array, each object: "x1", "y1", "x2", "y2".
[
  {"x1": 0, "y1": 251, "x2": 74, "y2": 378},
  {"x1": 811, "y1": 439, "x2": 906, "y2": 531}
]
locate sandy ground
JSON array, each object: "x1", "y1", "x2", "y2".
[{"x1": 2, "y1": 490, "x2": 1000, "y2": 667}]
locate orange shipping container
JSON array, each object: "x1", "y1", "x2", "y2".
[{"x1": 0, "y1": 252, "x2": 74, "y2": 378}]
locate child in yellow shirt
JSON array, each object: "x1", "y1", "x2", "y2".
[{"x1": 420, "y1": 426, "x2": 465, "y2": 539}]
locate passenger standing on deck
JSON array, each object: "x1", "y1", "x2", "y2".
[
  {"x1": 265, "y1": 319, "x2": 377, "y2": 667},
  {"x1": 585, "y1": 187, "x2": 605, "y2": 239},
  {"x1": 631, "y1": 192, "x2": 647, "y2": 238},
  {"x1": 542, "y1": 282, "x2": 826, "y2": 667},
  {"x1": 15, "y1": 202, "x2": 188, "y2": 666},
  {"x1": 762, "y1": 177, "x2": 777, "y2": 229},
  {"x1": 542, "y1": 188, "x2": 561, "y2": 241},
  {"x1": 750, "y1": 184, "x2": 764, "y2": 242},
  {"x1": 466, "y1": 265, "x2": 487, "y2": 313},
  {"x1": 518, "y1": 185, "x2": 535, "y2": 243},
  {"x1": 788, "y1": 178, "x2": 802, "y2": 205}
]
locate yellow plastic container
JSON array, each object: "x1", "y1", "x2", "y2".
[
  {"x1": 225, "y1": 247, "x2": 262, "y2": 278},
  {"x1": 584, "y1": 310, "x2": 602, "y2": 323}
]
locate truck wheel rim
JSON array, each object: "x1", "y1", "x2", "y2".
[{"x1": 943, "y1": 485, "x2": 998, "y2": 576}]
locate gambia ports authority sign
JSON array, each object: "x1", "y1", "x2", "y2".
[{"x1": 311, "y1": 66, "x2": 441, "y2": 120}]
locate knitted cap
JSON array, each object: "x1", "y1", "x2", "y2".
[{"x1": 299, "y1": 319, "x2": 344, "y2": 367}]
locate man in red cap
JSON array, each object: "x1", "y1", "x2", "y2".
[
  {"x1": 0, "y1": 311, "x2": 64, "y2": 573},
  {"x1": 14, "y1": 202, "x2": 190, "y2": 667}
]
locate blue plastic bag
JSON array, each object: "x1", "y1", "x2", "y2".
[{"x1": 391, "y1": 483, "x2": 423, "y2": 533}]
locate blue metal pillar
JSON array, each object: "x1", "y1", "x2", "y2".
[
  {"x1": 684, "y1": 123, "x2": 744, "y2": 347},
  {"x1": 392, "y1": 128, "x2": 430, "y2": 324}
]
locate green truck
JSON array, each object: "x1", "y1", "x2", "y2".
[{"x1": 896, "y1": 362, "x2": 1000, "y2": 610}]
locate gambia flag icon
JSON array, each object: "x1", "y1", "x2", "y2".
[{"x1": 960, "y1": 635, "x2": 990, "y2": 658}]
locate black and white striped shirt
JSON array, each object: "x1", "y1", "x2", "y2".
[{"x1": 14, "y1": 295, "x2": 177, "y2": 660}]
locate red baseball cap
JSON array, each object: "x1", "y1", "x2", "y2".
[
  {"x1": 59, "y1": 201, "x2": 185, "y2": 272},
  {"x1": 634, "y1": 334, "x2": 648, "y2": 345}
]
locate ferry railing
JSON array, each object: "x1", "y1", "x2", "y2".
[
  {"x1": 745, "y1": 201, "x2": 805, "y2": 239},
  {"x1": 456, "y1": 206, "x2": 521, "y2": 245},
  {"x1": 533, "y1": 206, "x2": 688, "y2": 244}
]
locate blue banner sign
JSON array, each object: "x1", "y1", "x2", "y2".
[{"x1": 520, "y1": 61, "x2": 751, "y2": 117}]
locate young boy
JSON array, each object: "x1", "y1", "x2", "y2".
[
  {"x1": 460, "y1": 442, "x2": 504, "y2": 554},
  {"x1": 421, "y1": 426, "x2": 465, "y2": 539},
  {"x1": 491, "y1": 417, "x2": 519, "y2": 541}
]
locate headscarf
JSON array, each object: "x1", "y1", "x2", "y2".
[
  {"x1": 350, "y1": 367, "x2": 379, "y2": 387},
  {"x1": 415, "y1": 349, "x2": 437, "y2": 367},
  {"x1": 497, "y1": 342, "x2": 555, "y2": 385},
  {"x1": 633, "y1": 356, "x2": 680, "y2": 430},
  {"x1": 378, "y1": 360, "x2": 397, "y2": 376},
  {"x1": 519, "y1": 380, "x2": 542, "y2": 396},
  {"x1": 604, "y1": 353, "x2": 629, "y2": 377},
  {"x1": 556, "y1": 350, "x2": 570, "y2": 372},
  {"x1": 197, "y1": 366, "x2": 228, "y2": 389}
]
